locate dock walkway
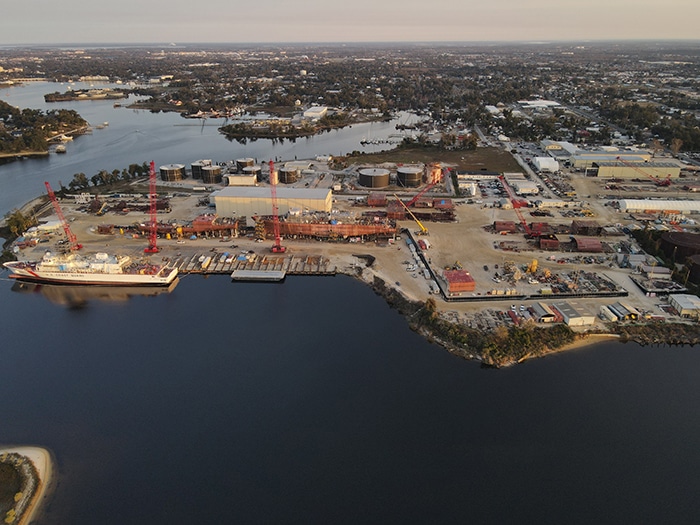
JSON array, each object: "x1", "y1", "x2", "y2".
[{"x1": 170, "y1": 253, "x2": 336, "y2": 279}]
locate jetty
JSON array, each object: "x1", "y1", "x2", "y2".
[{"x1": 169, "y1": 253, "x2": 336, "y2": 280}]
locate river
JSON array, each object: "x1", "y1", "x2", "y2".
[
  {"x1": 0, "y1": 81, "x2": 417, "y2": 216},
  {"x1": 1, "y1": 82, "x2": 700, "y2": 524}
]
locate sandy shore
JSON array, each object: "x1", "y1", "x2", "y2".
[
  {"x1": 550, "y1": 333, "x2": 622, "y2": 355},
  {"x1": 0, "y1": 446, "x2": 53, "y2": 525}
]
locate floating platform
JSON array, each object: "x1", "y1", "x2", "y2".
[
  {"x1": 170, "y1": 253, "x2": 336, "y2": 278},
  {"x1": 231, "y1": 270, "x2": 286, "y2": 282}
]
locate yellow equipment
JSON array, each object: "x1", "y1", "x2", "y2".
[{"x1": 393, "y1": 194, "x2": 428, "y2": 235}]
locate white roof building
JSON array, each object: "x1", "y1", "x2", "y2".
[
  {"x1": 618, "y1": 199, "x2": 700, "y2": 213},
  {"x1": 533, "y1": 157, "x2": 560, "y2": 173},
  {"x1": 303, "y1": 106, "x2": 328, "y2": 120},
  {"x1": 669, "y1": 294, "x2": 700, "y2": 319}
]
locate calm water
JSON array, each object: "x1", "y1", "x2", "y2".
[
  {"x1": 0, "y1": 81, "x2": 416, "y2": 215},
  {"x1": 1, "y1": 275, "x2": 700, "y2": 524},
  {"x1": 2, "y1": 81, "x2": 700, "y2": 524}
]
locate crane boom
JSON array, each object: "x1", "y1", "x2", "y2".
[
  {"x1": 45, "y1": 181, "x2": 82, "y2": 251},
  {"x1": 615, "y1": 156, "x2": 672, "y2": 186},
  {"x1": 394, "y1": 194, "x2": 428, "y2": 235}
]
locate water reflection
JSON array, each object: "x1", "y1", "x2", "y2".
[{"x1": 10, "y1": 279, "x2": 178, "y2": 307}]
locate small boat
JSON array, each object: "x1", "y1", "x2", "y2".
[{"x1": 55, "y1": 144, "x2": 66, "y2": 154}]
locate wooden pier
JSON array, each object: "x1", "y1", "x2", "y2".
[{"x1": 169, "y1": 253, "x2": 337, "y2": 278}]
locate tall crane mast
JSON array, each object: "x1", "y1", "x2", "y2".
[
  {"x1": 269, "y1": 160, "x2": 286, "y2": 253},
  {"x1": 498, "y1": 175, "x2": 533, "y2": 236},
  {"x1": 44, "y1": 181, "x2": 82, "y2": 251},
  {"x1": 144, "y1": 160, "x2": 159, "y2": 253}
]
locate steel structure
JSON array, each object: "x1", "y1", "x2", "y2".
[
  {"x1": 145, "y1": 161, "x2": 159, "y2": 253},
  {"x1": 269, "y1": 160, "x2": 286, "y2": 253},
  {"x1": 44, "y1": 181, "x2": 82, "y2": 251},
  {"x1": 498, "y1": 176, "x2": 533, "y2": 236}
]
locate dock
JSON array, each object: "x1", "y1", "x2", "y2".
[{"x1": 169, "y1": 253, "x2": 337, "y2": 279}]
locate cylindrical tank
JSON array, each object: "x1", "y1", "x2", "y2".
[
  {"x1": 358, "y1": 168, "x2": 390, "y2": 188},
  {"x1": 278, "y1": 167, "x2": 300, "y2": 184},
  {"x1": 236, "y1": 158, "x2": 255, "y2": 172},
  {"x1": 397, "y1": 166, "x2": 423, "y2": 187},
  {"x1": 201, "y1": 165, "x2": 223, "y2": 184},
  {"x1": 191, "y1": 160, "x2": 212, "y2": 180},
  {"x1": 242, "y1": 165, "x2": 262, "y2": 178},
  {"x1": 159, "y1": 164, "x2": 186, "y2": 181}
]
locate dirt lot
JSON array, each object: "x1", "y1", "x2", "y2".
[{"x1": 345, "y1": 145, "x2": 523, "y2": 174}]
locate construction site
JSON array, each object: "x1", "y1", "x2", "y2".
[{"x1": 7, "y1": 152, "x2": 700, "y2": 331}]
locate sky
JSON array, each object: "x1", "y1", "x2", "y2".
[{"x1": 2, "y1": 0, "x2": 699, "y2": 45}]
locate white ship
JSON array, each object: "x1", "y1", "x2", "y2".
[{"x1": 3, "y1": 251, "x2": 178, "y2": 286}]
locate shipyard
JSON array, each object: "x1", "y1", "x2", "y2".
[{"x1": 5, "y1": 145, "x2": 700, "y2": 365}]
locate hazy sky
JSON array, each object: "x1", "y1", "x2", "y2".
[{"x1": 2, "y1": 0, "x2": 699, "y2": 45}]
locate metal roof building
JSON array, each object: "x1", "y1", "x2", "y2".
[
  {"x1": 212, "y1": 187, "x2": 332, "y2": 217},
  {"x1": 618, "y1": 199, "x2": 700, "y2": 213},
  {"x1": 669, "y1": 294, "x2": 700, "y2": 319},
  {"x1": 593, "y1": 160, "x2": 681, "y2": 179}
]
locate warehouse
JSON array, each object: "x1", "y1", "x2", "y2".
[
  {"x1": 532, "y1": 157, "x2": 559, "y2": 173},
  {"x1": 570, "y1": 150, "x2": 652, "y2": 169},
  {"x1": 531, "y1": 302, "x2": 557, "y2": 323},
  {"x1": 593, "y1": 160, "x2": 681, "y2": 179},
  {"x1": 669, "y1": 294, "x2": 700, "y2": 319},
  {"x1": 551, "y1": 302, "x2": 596, "y2": 326},
  {"x1": 212, "y1": 187, "x2": 332, "y2": 218},
  {"x1": 512, "y1": 180, "x2": 539, "y2": 195},
  {"x1": 617, "y1": 199, "x2": 700, "y2": 214}
]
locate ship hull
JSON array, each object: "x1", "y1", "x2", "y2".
[{"x1": 4, "y1": 262, "x2": 178, "y2": 287}]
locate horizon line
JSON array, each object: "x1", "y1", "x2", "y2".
[{"x1": 2, "y1": 38, "x2": 700, "y2": 49}]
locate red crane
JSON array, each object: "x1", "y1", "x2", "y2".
[
  {"x1": 615, "y1": 156, "x2": 672, "y2": 186},
  {"x1": 405, "y1": 179, "x2": 438, "y2": 207},
  {"x1": 144, "y1": 160, "x2": 159, "y2": 253},
  {"x1": 44, "y1": 181, "x2": 82, "y2": 251},
  {"x1": 498, "y1": 176, "x2": 533, "y2": 236},
  {"x1": 269, "y1": 160, "x2": 286, "y2": 253}
]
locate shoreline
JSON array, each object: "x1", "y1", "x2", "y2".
[{"x1": 0, "y1": 446, "x2": 54, "y2": 525}]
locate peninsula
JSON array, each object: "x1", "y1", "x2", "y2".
[{"x1": 0, "y1": 447, "x2": 53, "y2": 525}]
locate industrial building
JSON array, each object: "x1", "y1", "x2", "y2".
[
  {"x1": 600, "y1": 302, "x2": 641, "y2": 322},
  {"x1": 512, "y1": 180, "x2": 539, "y2": 195},
  {"x1": 571, "y1": 220, "x2": 602, "y2": 236},
  {"x1": 569, "y1": 150, "x2": 652, "y2": 169},
  {"x1": 617, "y1": 199, "x2": 700, "y2": 214},
  {"x1": 443, "y1": 269, "x2": 476, "y2": 294},
  {"x1": 668, "y1": 294, "x2": 700, "y2": 319},
  {"x1": 303, "y1": 106, "x2": 328, "y2": 120},
  {"x1": 212, "y1": 187, "x2": 332, "y2": 217},
  {"x1": 551, "y1": 302, "x2": 596, "y2": 326},
  {"x1": 531, "y1": 302, "x2": 557, "y2": 323},
  {"x1": 592, "y1": 160, "x2": 681, "y2": 180},
  {"x1": 532, "y1": 157, "x2": 559, "y2": 173}
]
